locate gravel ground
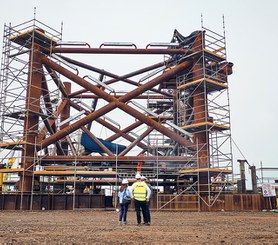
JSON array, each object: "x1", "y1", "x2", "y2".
[{"x1": 0, "y1": 210, "x2": 277, "y2": 244}]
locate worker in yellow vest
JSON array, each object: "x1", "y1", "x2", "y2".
[
  {"x1": 130, "y1": 173, "x2": 151, "y2": 225},
  {"x1": 141, "y1": 176, "x2": 153, "y2": 224}
]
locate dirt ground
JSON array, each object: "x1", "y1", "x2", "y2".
[{"x1": 0, "y1": 210, "x2": 277, "y2": 244}]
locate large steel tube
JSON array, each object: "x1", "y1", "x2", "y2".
[
  {"x1": 37, "y1": 99, "x2": 68, "y2": 143},
  {"x1": 41, "y1": 74, "x2": 54, "y2": 115},
  {"x1": 99, "y1": 118, "x2": 148, "y2": 150},
  {"x1": 40, "y1": 55, "x2": 193, "y2": 149},
  {"x1": 71, "y1": 94, "x2": 170, "y2": 100},
  {"x1": 69, "y1": 101, "x2": 148, "y2": 150},
  {"x1": 60, "y1": 82, "x2": 71, "y2": 155},
  {"x1": 62, "y1": 56, "x2": 172, "y2": 98},
  {"x1": 44, "y1": 65, "x2": 68, "y2": 98},
  {"x1": 191, "y1": 32, "x2": 210, "y2": 169},
  {"x1": 250, "y1": 165, "x2": 258, "y2": 194},
  {"x1": 238, "y1": 160, "x2": 247, "y2": 194},
  {"x1": 105, "y1": 120, "x2": 143, "y2": 142},
  {"x1": 41, "y1": 155, "x2": 193, "y2": 163},
  {"x1": 81, "y1": 126, "x2": 114, "y2": 156},
  {"x1": 20, "y1": 47, "x2": 43, "y2": 191},
  {"x1": 118, "y1": 127, "x2": 154, "y2": 156}
]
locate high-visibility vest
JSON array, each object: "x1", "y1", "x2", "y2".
[{"x1": 133, "y1": 182, "x2": 147, "y2": 201}]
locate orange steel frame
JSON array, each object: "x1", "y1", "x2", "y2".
[{"x1": 0, "y1": 19, "x2": 234, "y2": 209}]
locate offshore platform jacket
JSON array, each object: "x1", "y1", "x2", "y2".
[{"x1": 130, "y1": 181, "x2": 151, "y2": 201}]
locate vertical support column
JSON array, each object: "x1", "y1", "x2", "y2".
[
  {"x1": 250, "y1": 165, "x2": 257, "y2": 194},
  {"x1": 20, "y1": 45, "x2": 43, "y2": 192},
  {"x1": 172, "y1": 90, "x2": 179, "y2": 156},
  {"x1": 60, "y1": 82, "x2": 71, "y2": 155},
  {"x1": 191, "y1": 32, "x2": 209, "y2": 194},
  {"x1": 192, "y1": 32, "x2": 209, "y2": 168},
  {"x1": 238, "y1": 160, "x2": 247, "y2": 194}
]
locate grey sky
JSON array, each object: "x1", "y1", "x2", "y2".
[{"x1": 1, "y1": 0, "x2": 278, "y2": 182}]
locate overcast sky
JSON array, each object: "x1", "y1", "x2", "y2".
[{"x1": 1, "y1": 0, "x2": 277, "y2": 183}]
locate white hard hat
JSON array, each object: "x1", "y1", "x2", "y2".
[
  {"x1": 141, "y1": 175, "x2": 146, "y2": 180},
  {"x1": 122, "y1": 179, "x2": 129, "y2": 184},
  {"x1": 135, "y1": 173, "x2": 141, "y2": 179}
]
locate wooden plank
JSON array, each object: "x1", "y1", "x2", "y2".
[
  {"x1": 180, "y1": 121, "x2": 229, "y2": 131},
  {"x1": 0, "y1": 168, "x2": 24, "y2": 173},
  {"x1": 10, "y1": 28, "x2": 58, "y2": 47},
  {"x1": 179, "y1": 167, "x2": 232, "y2": 174},
  {"x1": 0, "y1": 141, "x2": 26, "y2": 149},
  {"x1": 203, "y1": 49, "x2": 225, "y2": 61},
  {"x1": 177, "y1": 77, "x2": 227, "y2": 90},
  {"x1": 3, "y1": 180, "x2": 18, "y2": 185},
  {"x1": 44, "y1": 166, "x2": 89, "y2": 171},
  {"x1": 212, "y1": 47, "x2": 225, "y2": 53},
  {"x1": 34, "y1": 170, "x2": 116, "y2": 176}
]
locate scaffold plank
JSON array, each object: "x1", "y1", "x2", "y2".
[
  {"x1": 203, "y1": 49, "x2": 225, "y2": 62},
  {"x1": 0, "y1": 141, "x2": 26, "y2": 150},
  {"x1": 180, "y1": 121, "x2": 229, "y2": 132},
  {"x1": 10, "y1": 28, "x2": 58, "y2": 48},
  {"x1": 177, "y1": 77, "x2": 227, "y2": 92},
  {"x1": 179, "y1": 168, "x2": 232, "y2": 174},
  {"x1": 0, "y1": 168, "x2": 24, "y2": 173},
  {"x1": 34, "y1": 170, "x2": 116, "y2": 177}
]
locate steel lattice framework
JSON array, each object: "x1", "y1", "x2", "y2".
[{"x1": 0, "y1": 18, "x2": 234, "y2": 210}]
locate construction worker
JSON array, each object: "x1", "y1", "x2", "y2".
[
  {"x1": 130, "y1": 173, "x2": 151, "y2": 225},
  {"x1": 141, "y1": 176, "x2": 153, "y2": 224},
  {"x1": 83, "y1": 186, "x2": 90, "y2": 193},
  {"x1": 118, "y1": 179, "x2": 131, "y2": 225}
]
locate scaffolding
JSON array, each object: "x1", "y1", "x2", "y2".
[
  {"x1": 175, "y1": 26, "x2": 234, "y2": 208},
  {"x1": 0, "y1": 18, "x2": 236, "y2": 211}
]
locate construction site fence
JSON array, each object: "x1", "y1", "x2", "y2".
[
  {"x1": 152, "y1": 194, "x2": 263, "y2": 211},
  {"x1": 0, "y1": 193, "x2": 108, "y2": 210},
  {"x1": 0, "y1": 193, "x2": 274, "y2": 211}
]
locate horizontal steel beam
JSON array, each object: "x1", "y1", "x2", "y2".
[
  {"x1": 52, "y1": 47, "x2": 189, "y2": 55},
  {"x1": 70, "y1": 94, "x2": 170, "y2": 99},
  {"x1": 40, "y1": 55, "x2": 193, "y2": 150},
  {"x1": 40, "y1": 155, "x2": 195, "y2": 163}
]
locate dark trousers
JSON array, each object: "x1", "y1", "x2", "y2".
[
  {"x1": 134, "y1": 199, "x2": 148, "y2": 224},
  {"x1": 119, "y1": 203, "x2": 129, "y2": 222},
  {"x1": 145, "y1": 201, "x2": 151, "y2": 223}
]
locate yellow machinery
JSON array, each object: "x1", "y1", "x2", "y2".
[{"x1": 0, "y1": 157, "x2": 16, "y2": 191}]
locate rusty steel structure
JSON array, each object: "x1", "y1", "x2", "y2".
[{"x1": 0, "y1": 18, "x2": 238, "y2": 211}]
